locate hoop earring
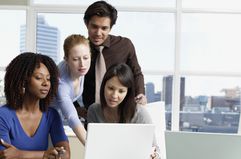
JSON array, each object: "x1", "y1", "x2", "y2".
[{"x1": 22, "y1": 87, "x2": 25, "y2": 94}]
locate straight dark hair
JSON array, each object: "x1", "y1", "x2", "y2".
[
  {"x1": 4, "y1": 52, "x2": 59, "y2": 111},
  {"x1": 84, "y1": 0, "x2": 118, "y2": 28},
  {"x1": 100, "y1": 63, "x2": 136, "y2": 123}
]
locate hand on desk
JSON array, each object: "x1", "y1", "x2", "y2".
[
  {"x1": 0, "y1": 139, "x2": 21, "y2": 159},
  {"x1": 43, "y1": 146, "x2": 66, "y2": 159},
  {"x1": 0, "y1": 139, "x2": 68, "y2": 159}
]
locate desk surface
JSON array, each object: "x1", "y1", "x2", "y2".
[
  {"x1": 64, "y1": 125, "x2": 76, "y2": 136},
  {"x1": 64, "y1": 125, "x2": 85, "y2": 159}
]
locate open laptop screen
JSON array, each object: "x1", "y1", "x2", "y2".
[
  {"x1": 165, "y1": 131, "x2": 241, "y2": 159},
  {"x1": 85, "y1": 123, "x2": 155, "y2": 159}
]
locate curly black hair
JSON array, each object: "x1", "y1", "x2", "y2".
[{"x1": 4, "y1": 52, "x2": 59, "y2": 111}]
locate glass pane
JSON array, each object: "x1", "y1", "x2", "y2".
[
  {"x1": 181, "y1": 76, "x2": 241, "y2": 133},
  {"x1": 0, "y1": 10, "x2": 26, "y2": 67},
  {"x1": 35, "y1": 13, "x2": 86, "y2": 63},
  {"x1": 112, "y1": 12, "x2": 175, "y2": 72},
  {"x1": 0, "y1": 70, "x2": 6, "y2": 106},
  {"x1": 145, "y1": 74, "x2": 172, "y2": 130},
  {"x1": 145, "y1": 75, "x2": 162, "y2": 103},
  {"x1": 34, "y1": 0, "x2": 175, "y2": 8},
  {"x1": 183, "y1": 0, "x2": 241, "y2": 10},
  {"x1": 181, "y1": 13, "x2": 241, "y2": 73},
  {"x1": 0, "y1": 0, "x2": 27, "y2": 5},
  {"x1": 35, "y1": 12, "x2": 175, "y2": 69},
  {"x1": 34, "y1": 0, "x2": 96, "y2": 5},
  {"x1": 108, "y1": 0, "x2": 175, "y2": 8}
]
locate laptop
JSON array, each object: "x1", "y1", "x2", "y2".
[
  {"x1": 84, "y1": 123, "x2": 155, "y2": 159},
  {"x1": 165, "y1": 131, "x2": 241, "y2": 159}
]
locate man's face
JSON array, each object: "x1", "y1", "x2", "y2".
[{"x1": 86, "y1": 15, "x2": 111, "y2": 46}]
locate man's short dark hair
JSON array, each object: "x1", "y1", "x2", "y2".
[{"x1": 84, "y1": 1, "x2": 118, "y2": 28}]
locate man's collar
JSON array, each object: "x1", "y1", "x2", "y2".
[{"x1": 102, "y1": 35, "x2": 111, "y2": 48}]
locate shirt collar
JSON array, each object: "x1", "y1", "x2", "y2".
[{"x1": 102, "y1": 35, "x2": 111, "y2": 48}]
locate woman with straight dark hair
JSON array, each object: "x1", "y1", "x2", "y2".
[{"x1": 87, "y1": 63, "x2": 160, "y2": 159}]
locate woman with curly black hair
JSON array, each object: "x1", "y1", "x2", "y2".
[{"x1": 0, "y1": 52, "x2": 70, "y2": 159}]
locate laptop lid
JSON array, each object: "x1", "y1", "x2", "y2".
[
  {"x1": 165, "y1": 131, "x2": 241, "y2": 159},
  {"x1": 84, "y1": 123, "x2": 155, "y2": 159}
]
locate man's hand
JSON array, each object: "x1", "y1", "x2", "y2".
[{"x1": 135, "y1": 94, "x2": 147, "y2": 105}]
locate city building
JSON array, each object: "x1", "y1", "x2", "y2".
[
  {"x1": 162, "y1": 75, "x2": 185, "y2": 110},
  {"x1": 145, "y1": 82, "x2": 161, "y2": 103},
  {"x1": 20, "y1": 16, "x2": 60, "y2": 63}
]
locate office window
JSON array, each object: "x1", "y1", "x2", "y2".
[
  {"x1": 35, "y1": 12, "x2": 175, "y2": 120},
  {"x1": 108, "y1": 0, "x2": 175, "y2": 8},
  {"x1": 36, "y1": 13, "x2": 86, "y2": 63},
  {"x1": 181, "y1": 76, "x2": 241, "y2": 133},
  {"x1": 112, "y1": 12, "x2": 175, "y2": 72},
  {"x1": 34, "y1": 0, "x2": 175, "y2": 8},
  {"x1": 0, "y1": 10, "x2": 25, "y2": 102},
  {"x1": 0, "y1": 10, "x2": 26, "y2": 67},
  {"x1": 181, "y1": 13, "x2": 241, "y2": 73},
  {"x1": 145, "y1": 74, "x2": 172, "y2": 130},
  {"x1": 0, "y1": 0, "x2": 27, "y2": 5},
  {"x1": 3, "y1": 0, "x2": 241, "y2": 133},
  {"x1": 34, "y1": 0, "x2": 95, "y2": 5},
  {"x1": 0, "y1": 70, "x2": 5, "y2": 105},
  {"x1": 182, "y1": 0, "x2": 241, "y2": 10},
  {"x1": 111, "y1": 12, "x2": 175, "y2": 131},
  {"x1": 145, "y1": 75, "x2": 163, "y2": 104}
]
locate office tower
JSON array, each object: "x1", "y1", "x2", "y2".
[
  {"x1": 198, "y1": 95, "x2": 208, "y2": 106},
  {"x1": 154, "y1": 91, "x2": 162, "y2": 102},
  {"x1": 162, "y1": 75, "x2": 185, "y2": 110},
  {"x1": 20, "y1": 16, "x2": 60, "y2": 63},
  {"x1": 146, "y1": 82, "x2": 155, "y2": 103},
  {"x1": 145, "y1": 82, "x2": 161, "y2": 103}
]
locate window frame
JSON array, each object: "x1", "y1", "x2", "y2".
[{"x1": 1, "y1": 0, "x2": 241, "y2": 132}]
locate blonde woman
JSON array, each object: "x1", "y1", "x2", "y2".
[{"x1": 51, "y1": 34, "x2": 91, "y2": 145}]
